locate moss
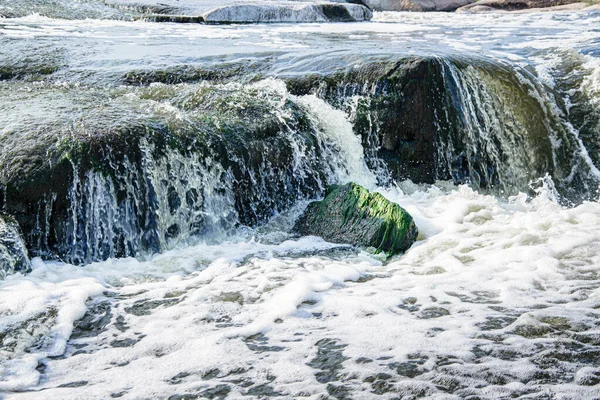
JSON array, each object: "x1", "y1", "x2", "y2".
[{"x1": 294, "y1": 183, "x2": 417, "y2": 256}]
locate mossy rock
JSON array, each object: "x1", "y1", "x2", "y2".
[
  {"x1": 293, "y1": 183, "x2": 417, "y2": 256},
  {"x1": 0, "y1": 214, "x2": 31, "y2": 279}
]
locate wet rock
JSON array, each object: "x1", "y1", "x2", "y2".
[
  {"x1": 287, "y1": 55, "x2": 583, "y2": 202},
  {"x1": 0, "y1": 83, "x2": 330, "y2": 264},
  {"x1": 363, "y1": 0, "x2": 475, "y2": 11},
  {"x1": 0, "y1": 214, "x2": 31, "y2": 279},
  {"x1": 288, "y1": 57, "x2": 451, "y2": 184},
  {"x1": 104, "y1": 0, "x2": 373, "y2": 23},
  {"x1": 293, "y1": 183, "x2": 418, "y2": 255},
  {"x1": 456, "y1": 0, "x2": 580, "y2": 12},
  {"x1": 133, "y1": 1, "x2": 373, "y2": 23},
  {"x1": 201, "y1": 3, "x2": 372, "y2": 24}
]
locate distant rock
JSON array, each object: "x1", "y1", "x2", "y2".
[
  {"x1": 0, "y1": 214, "x2": 31, "y2": 279},
  {"x1": 456, "y1": 0, "x2": 583, "y2": 12},
  {"x1": 362, "y1": 0, "x2": 475, "y2": 11},
  {"x1": 202, "y1": 3, "x2": 372, "y2": 23},
  {"x1": 131, "y1": 1, "x2": 373, "y2": 23},
  {"x1": 293, "y1": 183, "x2": 418, "y2": 256}
]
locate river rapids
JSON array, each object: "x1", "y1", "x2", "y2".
[{"x1": 1, "y1": 4, "x2": 600, "y2": 400}]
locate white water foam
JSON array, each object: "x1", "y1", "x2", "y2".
[{"x1": 2, "y1": 182, "x2": 600, "y2": 399}]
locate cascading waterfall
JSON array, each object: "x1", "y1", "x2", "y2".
[
  {"x1": 3, "y1": 8, "x2": 600, "y2": 400},
  {"x1": 3, "y1": 57, "x2": 600, "y2": 266},
  {"x1": 438, "y1": 58, "x2": 600, "y2": 202},
  {"x1": 37, "y1": 80, "x2": 377, "y2": 265}
]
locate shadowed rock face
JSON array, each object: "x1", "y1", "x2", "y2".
[
  {"x1": 0, "y1": 214, "x2": 31, "y2": 279},
  {"x1": 357, "y1": 58, "x2": 450, "y2": 184},
  {"x1": 286, "y1": 55, "x2": 598, "y2": 204},
  {"x1": 287, "y1": 57, "x2": 453, "y2": 184},
  {"x1": 293, "y1": 183, "x2": 418, "y2": 255}
]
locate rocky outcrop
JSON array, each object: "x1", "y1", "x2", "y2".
[
  {"x1": 286, "y1": 55, "x2": 594, "y2": 203},
  {"x1": 362, "y1": 0, "x2": 475, "y2": 11},
  {"x1": 287, "y1": 58, "x2": 452, "y2": 185},
  {"x1": 0, "y1": 214, "x2": 31, "y2": 279},
  {"x1": 0, "y1": 83, "x2": 336, "y2": 264},
  {"x1": 134, "y1": 1, "x2": 372, "y2": 23},
  {"x1": 456, "y1": 0, "x2": 581, "y2": 12},
  {"x1": 293, "y1": 183, "x2": 418, "y2": 255},
  {"x1": 201, "y1": 3, "x2": 372, "y2": 23}
]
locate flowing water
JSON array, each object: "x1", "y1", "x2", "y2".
[{"x1": 1, "y1": 4, "x2": 600, "y2": 399}]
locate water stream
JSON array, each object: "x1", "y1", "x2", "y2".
[{"x1": 1, "y1": 5, "x2": 600, "y2": 399}]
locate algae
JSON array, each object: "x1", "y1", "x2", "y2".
[{"x1": 293, "y1": 183, "x2": 417, "y2": 256}]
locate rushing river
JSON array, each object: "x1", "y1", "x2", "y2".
[{"x1": 1, "y1": 5, "x2": 600, "y2": 399}]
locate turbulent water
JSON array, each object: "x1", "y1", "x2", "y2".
[{"x1": 1, "y1": 4, "x2": 600, "y2": 400}]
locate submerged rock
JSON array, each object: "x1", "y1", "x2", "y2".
[
  {"x1": 0, "y1": 214, "x2": 31, "y2": 279},
  {"x1": 293, "y1": 183, "x2": 417, "y2": 255}
]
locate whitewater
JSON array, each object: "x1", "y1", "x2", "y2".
[{"x1": 1, "y1": 7, "x2": 600, "y2": 400}]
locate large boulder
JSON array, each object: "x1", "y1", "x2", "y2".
[
  {"x1": 287, "y1": 57, "x2": 452, "y2": 185},
  {"x1": 286, "y1": 56, "x2": 598, "y2": 203},
  {"x1": 293, "y1": 183, "x2": 418, "y2": 255},
  {"x1": 0, "y1": 82, "x2": 336, "y2": 264},
  {"x1": 363, "y1": 0, "x2": 475, "y2": 11},
  {"x1": 0, "y1": 214, "x2": 31, "y2": 279}
]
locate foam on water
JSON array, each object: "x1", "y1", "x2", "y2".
[
  {"x1": 2, "y1": 181, "x2": 600, "y2": 399},
  {"x1": 1, "y1": 7, "x2": 600, "y2": 400}
]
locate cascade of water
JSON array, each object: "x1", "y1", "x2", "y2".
[
  {"x1": 434, "y1": 58, "x2": 600, "y2": 202},
  {"x1": 40, "y1": 80, "x2": 377, "y2": 264},
  {"x1": 295, "y1": 94, "x2": 377, "y2": 190}
]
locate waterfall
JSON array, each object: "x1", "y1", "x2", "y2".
[
  {"x1": 23, "y1": 80, "x2": 378, "y2": 264},
  {"x1": 2, "y1": 57, "x2": 600, "y2": 265}
]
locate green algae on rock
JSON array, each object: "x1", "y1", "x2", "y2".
[{"x1": 293, "y1": 183, "x2": 418, "y2": 256}]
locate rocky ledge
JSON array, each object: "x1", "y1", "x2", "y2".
[
  {"x1": 293, "y1": 183, "x2": 418, "y2": 256},
  {"x1": 112, "y1": 0, "x2": 374, "y2": 23}
]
